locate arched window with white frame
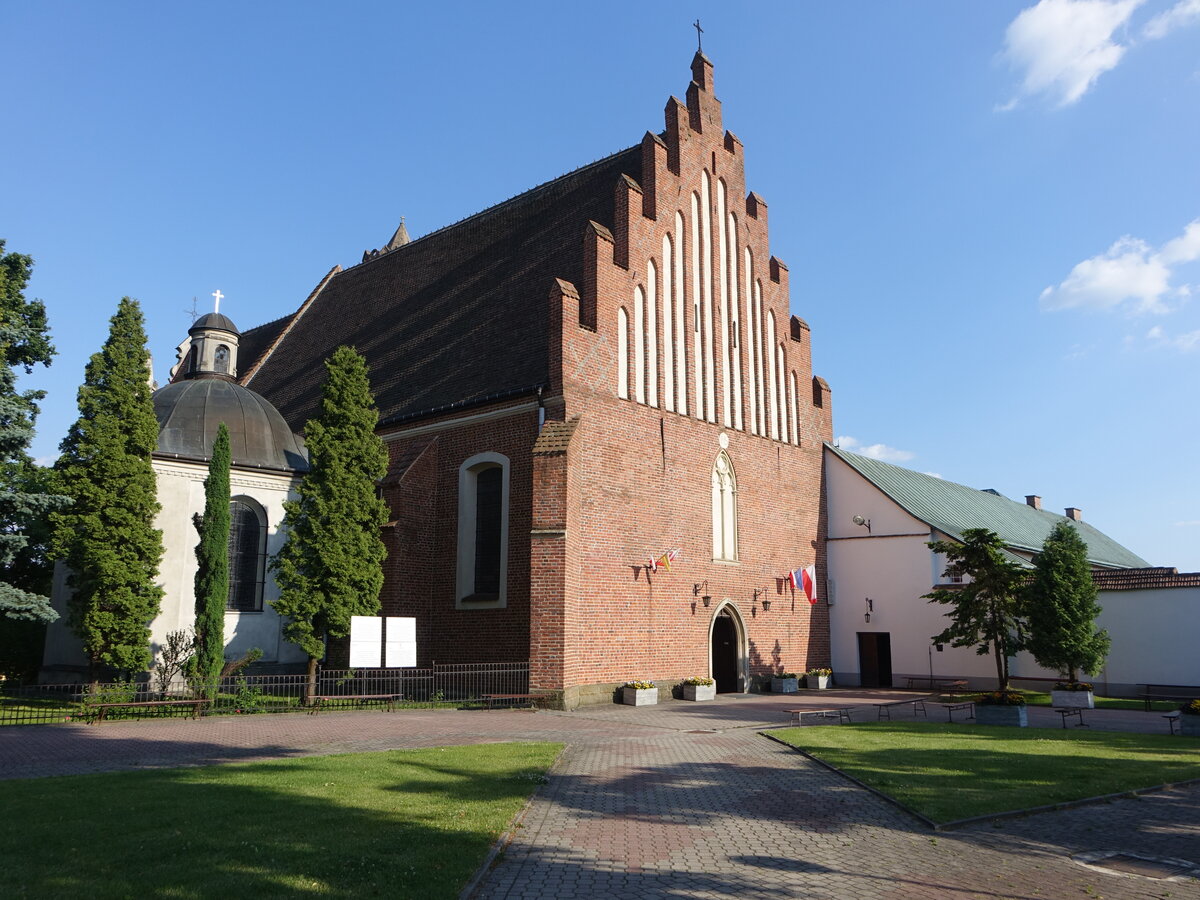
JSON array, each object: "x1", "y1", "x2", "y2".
[
  {"x1": 661, "y1": 236, "x2": 675, "y2": 412},
  {"x1": 227, "y1": 497, "x2": 267, "y2": 612},
  {"x1": 456, "y1": 452, "x2": 510, "y2": 609},
  {"x1": 711, "y1": 451, "x2": 738, "y2": 562},
  {"x1": 633, "y1": 285, "x2": 646, "y2": 404}
]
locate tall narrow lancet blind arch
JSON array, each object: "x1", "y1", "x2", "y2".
[
  {"x1": 711, "y1": 451, "x2": 738, "y2": 561},
  {"x1": 617, "y1": 307, "x2": 629, "y2": 399}
]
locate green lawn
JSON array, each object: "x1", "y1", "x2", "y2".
[
  {"x1": 933, "y1": 690, "x2": 1178, "y2": 711},
  {"x1": 0, "y1": 742, "x2": 562, "y2": 898},
  {"x1": 771, "y1": 722, "x2": 1199, "y2": 824}
]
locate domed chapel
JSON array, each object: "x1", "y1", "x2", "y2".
[{"x1": 46, "y1": 52, "x2": 835, "y2": 706}]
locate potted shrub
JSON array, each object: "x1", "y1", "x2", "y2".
[
  {"x1": 805, "y1": 668, "x2": 832, "y2": 690},
  {"x1": 681, "y1": 676, "x2": 716, "y2": 701},
  {"x1": 974, "y1": 690, "x2": 1028, "y2": 727},
  {"x1": 1050, "y1": 681, "x2": 1095, "y2": 709},
  {"x1": 770, "y1": 672, "x2": 800, "y2": 693},
  {"x1": 622, "y1": 680, "x2": 657, "y2": 706},
  {"x1": 1181, "y1": 699, "x2": 1200, "y2": 737}
]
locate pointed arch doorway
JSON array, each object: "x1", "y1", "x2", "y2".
[{"x1": 709, "y1": 602, "x2": 747, "y2": 693}]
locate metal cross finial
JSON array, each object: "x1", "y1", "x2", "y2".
[
  {"x1": 211, "y1": 289, "x2": 224, "y2": 313},
  {"x1": 693, "y1": 19, "x2": 703, "y2": 52}
]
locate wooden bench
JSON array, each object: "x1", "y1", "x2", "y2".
[
  {"x1": 481, "y1": 693, "x2": 550, "y2": 709},
  {"x1": 1164, "y1": 711, "x2": 1181, "y2": 735},
  {"x1": 1057, "y1": 707, "x2": 1088, "y2": 728},
  {"x1": 940, "y1": 701, "x2": 975, "y2": 723},
  {"x1": 86, "y1": 698, "x2": 209, "y2": 724},
  {"x1": 1142, "y1": 684, "x2": 1200, "y2": 711},
  {"x1": 787, "y1": 707, "x2": 852, "y2": 726},
  {"x1": 905, "y1": 677, "x2": 968, "y2": 692},
  {"x1": 874, "y1": 698, "x2": 928, "y2": 721},
  {"x1": 307, "y1": 694, "x2": 403, "y2": 714}
]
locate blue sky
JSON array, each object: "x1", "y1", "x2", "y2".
[{"x1": 4, "y1": 1, "x2": 1199, "y2": 569}]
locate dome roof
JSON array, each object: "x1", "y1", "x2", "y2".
[
  {"x1": 153, "y1": 379, "x2": 308, "y2": 472},
  {"x1": 189, "y1": 312, "x2": 238, "y2": 335}
]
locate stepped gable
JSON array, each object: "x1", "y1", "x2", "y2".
[{"x1": 246, "y1": 146, "x2": 642, "y2": 432}]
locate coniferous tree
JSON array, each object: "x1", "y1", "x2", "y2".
[
  {"x1": 272, "y1": 346, "x2": 388, "y2": 693},
  {"x1": 53, "y1": 298, "x2": 164, "y2": 678},
  {"x1": 924, "y1": 528, "x2": 1028, "y2": 691},
  {"x1": 1025, "y1": 520, "x2": 1110, "y2": 683},
  {"x1": 191, "y1": 423, "x2": 231, "y2": 694},
  {"x1": 0, "y1": 241, "x2": 67, "y2": 630}
]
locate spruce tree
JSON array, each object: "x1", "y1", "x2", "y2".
[
  {"x1": 1025, "y1": 520, "x2": 1110, "y2": 683},
  {"x1": 272, "y1": 346, "x2": 388, "y2": 692},
  {"x1": 924, "y1": 528, "x2": 1028, "y2": 691},
  {"x1": 0, "y1": 241, "x2": 67, "y2": 629},
  {"x1": 53, "y1": 297, "x2": 164, "y2": 678},
  {"x1": 192, "y1": 423, "x2": 231, "y2": 694}
]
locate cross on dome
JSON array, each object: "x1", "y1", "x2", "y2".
[{"x1": 212, "y1": 289, "x2": 224, "y2": 313}]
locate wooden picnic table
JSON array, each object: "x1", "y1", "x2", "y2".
[
  {"x1": 786, "y1": 707, "x2": 853, "y2": 726},
  {"x1": 905, "y1": 676, "x2": 968, "y2": 692},
  {"x1": 874, "y1": 698, "x2": 928, "y2": 721}
]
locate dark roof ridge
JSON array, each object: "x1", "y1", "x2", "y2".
[
  {"x1": 343, "y1": 144, "x2": 639, "y2": 274},
  {"x1": 242, "y1": 265, "x2": 341, "y2": 387}
]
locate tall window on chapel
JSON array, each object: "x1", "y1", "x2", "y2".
[
  {"x1": 712, "y1": 451, "x2": 738, "y2": 561},
  {"x1": 227, "y1": 498, "x2": 266, "y2": 612},
  {"x1": 457, "y1": 453, "x2": 510, "y2": 608}
]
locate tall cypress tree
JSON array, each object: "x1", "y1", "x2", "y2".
[
  {"x1": 53, "y1": 297, "x2": 164, "y2": 679},
  {"x1": 0, "y1": 241, "x2": 67, "y2": 628},
  {"x1": 272, "y1": 346, "x2": 388, "y2": 692},
  {"x1": 192, "y1": 422, "x2": 231, "y2": 694},
  {"x1": 1025, "y1": 520, "x2": 1110, "y2": 683}
]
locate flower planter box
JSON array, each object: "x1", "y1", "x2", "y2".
[
  {"x1": 622, "y1": 687, "x2": 658, "y2": 706},
  {"x1": 1181, "y1": 716, "x2": 1200, "y2": 737},
  {"x1": 682, "y1": 683, "x2": 716, "y2": 701},
  {"x1": 1051, "y1": 689, "x2": 1094, "y2": 709},
  {"x1": 770, "y1": 677, "x2": 799, "y2": 694},
  {"x1": 805, "y1": 675, "x2": 831, "y2": 690},
  {"x1": 975, "y1": 704, "x2": 1028, "y2": 727}
]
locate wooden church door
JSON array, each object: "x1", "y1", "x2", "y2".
[{"x1": 712, "y1": 612, "x2": 739, "y2": 693}]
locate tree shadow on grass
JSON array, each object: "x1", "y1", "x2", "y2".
[{"x1": 0, "y1": 746, "x2": 556, "y2": 899}]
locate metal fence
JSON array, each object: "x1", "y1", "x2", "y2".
[{"x1": 0, "y1": 662, "x2": 530, "y2": 726}]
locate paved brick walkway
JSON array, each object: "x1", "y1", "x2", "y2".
[{"x1": 2, "y1": 692, "x2": 1197, "y2": 898}]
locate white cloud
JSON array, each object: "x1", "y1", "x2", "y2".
[
  {"x1": 1175, "y1": 519, "x2": 1200, "y2": 527},
  {"x1": 836, "y1": 435, "x2": 915, "y2": 463},
  {"x1": 1000, "y1": 0, "x2": 1142, "y2": 108},
  {"x1": 1147, "y1": 324, "x2": 1200, "y2": 350},
  {"x1": 1143, "y1": 0, "x2": 1200, "y2": 39},
  {"x1": 1040, "y1": 219, "x2": 1200, "y2": 314},
  {"x1": 924, "y1": 472, "x2": 944, "y2": 479}
]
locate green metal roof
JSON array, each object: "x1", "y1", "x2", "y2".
[{"x1": 826, "y1": 443, "x2": 1150, "y2": 569}]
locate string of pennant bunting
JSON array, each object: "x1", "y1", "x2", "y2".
[
  {"x1": 646, "y1": 548, "x2": 681, "y2": 573},
  {"x1": 786, "y1": 565, "x2": 819, "y2": 605}
]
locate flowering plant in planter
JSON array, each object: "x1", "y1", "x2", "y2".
[
  {"x1": 1181, "y1": 699, "x2": 1200, "y2": 715},
  {"x1": 806, "y1": 668, "x2": 832, "y2": 677},
  {"x1": 622, "y1": 680, "x2": 658, "y2": 707},
  {"x1": 681, "y1": 676, "x2": 716, "y2": 701},
  {"x1": 1053, "y1": 681, "x2": 1093, "y2": 692},
  {"x1": 682, "y1": 676, "x2": 715, "y2": 686},
  {"x1": 770, "y1": 672, "x2": 800, "y2": 693},
  {"x1": 624, "y1": 680, "x2": 655, "y2": 690},
  {"x1": 1051, "y1": 680, "x2": 1095, "y2": 709},
  {"x1": 976, "y1": 690, "x2": 1026, "y2": 706}
]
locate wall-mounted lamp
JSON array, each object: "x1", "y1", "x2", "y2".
[
  {"x1": 693, "y1": 581, "x2": 711, "y2": 607},
  {"x1": 852, "y1": 514, "x2": 872, "y2": 534},
  {"x1": 754, "y1": 587, "x2": 771, "y2": 611},
  {"x1": 864, "y1": 597, "x2": 874, "y2": 623}
]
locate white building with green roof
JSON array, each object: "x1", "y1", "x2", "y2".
[{"x1": 824, "y1": 444, "x2": 1197, "y2": 695}]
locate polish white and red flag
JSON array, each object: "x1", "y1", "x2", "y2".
[{"x1": 788, "y1": 566, "x2": 819, "y2": 604}]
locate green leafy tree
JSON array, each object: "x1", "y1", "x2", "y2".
[
  {"x1": 191, "y1": 423, "x2": 231, "y2": 695},
  {"x1": 0, "y1": 241, "x2": 67, "y2": 629},
  {"x1": 925, "y1": 528, "x2": 1028, "y2": 691},
  {"x1": 1024, "y1": 521, "x2": 1109, "y2": 683},
  {"x1": 271, "y1": 346, "x2": 388, "y2": 695},
  {"x1": 53, "y1": 297, "x2": 164, "y2": 679}
]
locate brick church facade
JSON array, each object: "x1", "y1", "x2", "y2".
[{"x1": 238, "y1": 53, "x2": 833, "y2": 707}]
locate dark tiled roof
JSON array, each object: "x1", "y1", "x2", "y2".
[
  {"x1": 1091, "y1": 567, "x2": 1200, "y2": 591},
  {"x1": 827, "y1": 443, "x2": 1150, "y2": 568},
  {"x1": 244, "y1": 147, "x2": 642, "y2": 432},
  {"x1": 237, "y1": 314, "x2": 293, "y2": 380}
]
